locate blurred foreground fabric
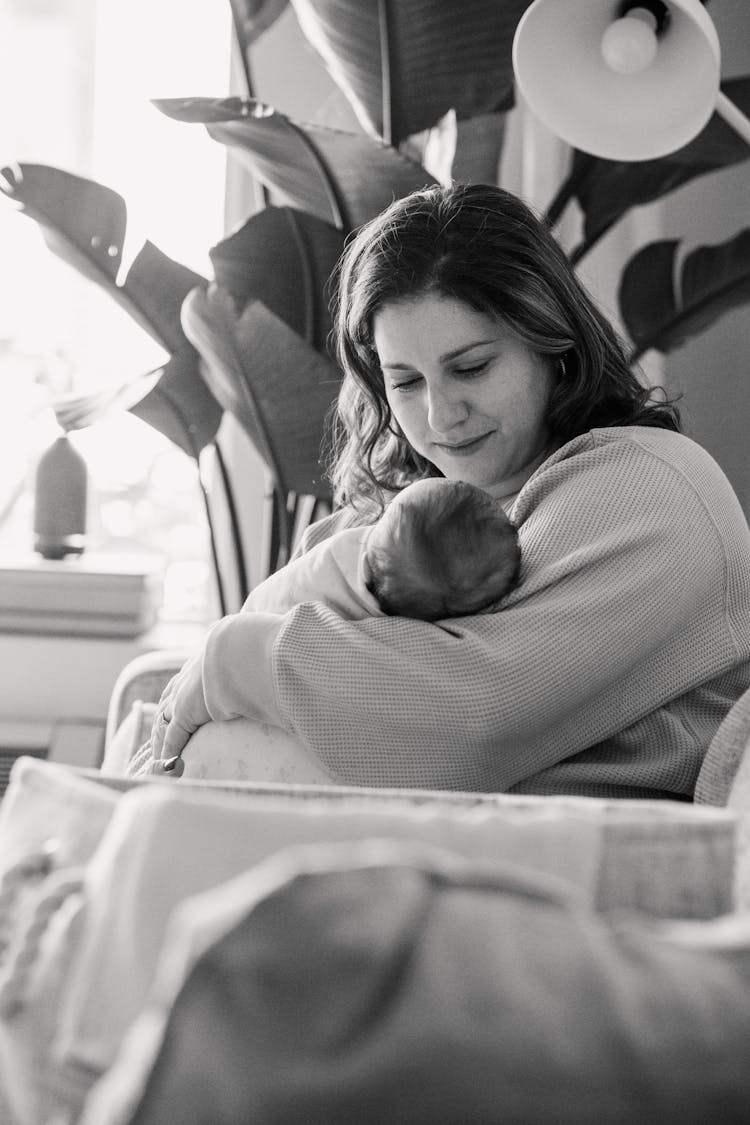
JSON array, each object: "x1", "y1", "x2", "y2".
[{"x1": 84, "y1": 840, "x2": 750, "y2": 1125}]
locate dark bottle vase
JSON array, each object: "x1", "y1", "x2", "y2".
[{"x1": 33, "y1": 433, "x2": 88, "y2": 560}]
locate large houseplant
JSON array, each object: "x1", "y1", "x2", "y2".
[
  {"x1": 217, "y1": 0, "x2": 750, "y2": 359},
  {"x1": 3, "y1": 0, "x2": 749, "y2": 597}
]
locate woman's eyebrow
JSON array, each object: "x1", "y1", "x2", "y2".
[
  {"x1": 381, "y1": 337, "x2": 502, "y2": 370},
  {"x1": 380, "y1": 360, "x2": 415, "y2": 371},
  {"x1": 440, "y1": 337, "x2": 500, "y2": 362}
]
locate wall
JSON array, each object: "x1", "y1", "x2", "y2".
[
  {"x1": 521, "y1": 0, "x2": 750, "y2": 513},
  {"x1": 658, "y1": 0, "x2": 750, "y2": 512}
]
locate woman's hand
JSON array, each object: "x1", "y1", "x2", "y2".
[{"x1": 150, "y1": 652, "x2": 211, "y2": 763}]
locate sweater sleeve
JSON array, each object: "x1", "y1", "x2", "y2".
[
  {"x1": 242, "y1": 526, "x2": 381, "y2": 619},
  {"x1": 201, "y1": 431, "x2": 750, "y2": 791}
]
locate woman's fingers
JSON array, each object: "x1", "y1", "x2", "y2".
[
  {"x1": 150, "y1": 679, "x2": 177, "y2": 759},
  {"x1": 149, "y1": 656, "x2": 211, "y2": 763},
  {"x1": 159, "y1": 716, "x2": 194, "y2": 763}
]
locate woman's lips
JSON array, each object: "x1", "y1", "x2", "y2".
[{"x1": 433, "y1": 433, "x2": 492, "y2": 456}]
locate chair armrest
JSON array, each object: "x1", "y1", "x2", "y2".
[{"x1": 104, "y1": 650, "x2": 190, "y2": 752}]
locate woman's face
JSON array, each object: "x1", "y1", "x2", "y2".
[{"x1": 373, "y1": 292, "x2": 555, "y2": 499}]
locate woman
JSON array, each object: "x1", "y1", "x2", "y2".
[{"x1": 148, "y1": 183, "x2": 750, "y2": 798}]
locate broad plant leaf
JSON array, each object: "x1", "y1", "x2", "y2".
[
  {"x1": 619, "y1": 229, "x2": 750, "y2": 362},
  {"x1": 154, "y1": 96, "x2": 437, "y2": 231},
  {"x1": 402, "y1": 110, "x2": 507, "y2": 186},
  {"x1": 130, "y1": 345, "x2": 224, "y2": 457},
  {"x1": 51, "y1": 369, "x2": 162, "y2": 432},
  {"x1": 229, "y1": 0, "x2": 290, "y2": 49},
  {"x1": 50, "y1": 349, "x2": 222, "y2": 459},
  {"x1": 286, "y1": 0, "x2": 530, "y2": 146},
  {"x1": 209, "y1": 205, "x2": 344, "y2": 350},
  {"x1": 0, "y1": 162, "x2": 221, "y2": 454},
  {"x1": 546, "y1": 76, "x2": 750, "y2": 263},
  {"x1": 0, "y1": 163, "x2": 205, "y2": 352},
  {"x1": 183, "y1": 285, "x2": 340, "y2": 498},
  {"x1": 0, "y1": 163, "x2": 127, "y2": 281},
  {"x1": 228, "y1": 0, "x2": 292, "y2": 100}
]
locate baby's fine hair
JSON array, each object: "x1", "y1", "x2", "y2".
[{"x1": 365, "y1": 479, "x2": 521, "y2": 621}]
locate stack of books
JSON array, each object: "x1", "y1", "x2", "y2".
[{"x1": 0, "y1": 553, "x2": 165, "y2": 637}]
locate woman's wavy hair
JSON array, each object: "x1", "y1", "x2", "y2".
[{"x1": 326, "y1": 182, "x2": 680, "y2": 516}]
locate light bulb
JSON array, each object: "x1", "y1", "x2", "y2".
[{"x1": 601, "y1": 10, "x2": 659, "y2": 75}]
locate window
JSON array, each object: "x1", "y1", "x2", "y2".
[{"x1": 1, "y1": 0, "x2": 232, "y2": 623}]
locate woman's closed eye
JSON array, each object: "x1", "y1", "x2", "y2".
[
  {"x1": 453, "y1": 360, "x2": 488, "y2": 378},
  {"x1": 388, "y1": 375, "x2": 423, "y2": 393},
  {"x1": 387, "y1": 360, "x2": 489, "y2": 392}
]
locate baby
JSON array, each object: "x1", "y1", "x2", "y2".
[
  {"x1": 246, "y1": 477, "x2": 521, "y2": 622},
  {"x1": 124, "y1": 478, "x2": 520, "y2": 780}
]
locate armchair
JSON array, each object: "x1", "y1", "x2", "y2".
[
  {"x1": 101, "y1": 650, "x2": 187, "y2": 776},
  {"x1": 1, "y1": 700, "x2": 750, "y2": 1123}
]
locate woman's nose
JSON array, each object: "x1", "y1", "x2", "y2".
[{"x1": 427, "y1": 386, "x2": 469, "y2": 433}]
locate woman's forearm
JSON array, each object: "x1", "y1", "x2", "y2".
[
  {"x1": 198, "y1": 432, "x2": 750, "y2": 791},
  {"x1": 203, "y1": 611, "x2": 287, "y2": 728}
]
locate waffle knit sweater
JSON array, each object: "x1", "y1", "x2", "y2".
[{"x1": 202, "y1": 427, "x2": 750, "y2": 797}]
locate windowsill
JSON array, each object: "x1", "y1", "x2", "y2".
[
  {"x1": 0, "y1": 463, "x2": 214, "y2": 751},
  {"x1": 0, "y1": 618, "x2": 208, "y2": 729},
  {"x1": 3, "y1": 408, "x2": 218, "y2": 631}
]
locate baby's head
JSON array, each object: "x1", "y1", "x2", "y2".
[{"x1": 363, "y1": 478, "x2": 520, "y2": 620}]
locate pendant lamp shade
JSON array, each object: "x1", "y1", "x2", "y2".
[{"x1": 512, "y1": 0, "x2": 721, "y2": 160}]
